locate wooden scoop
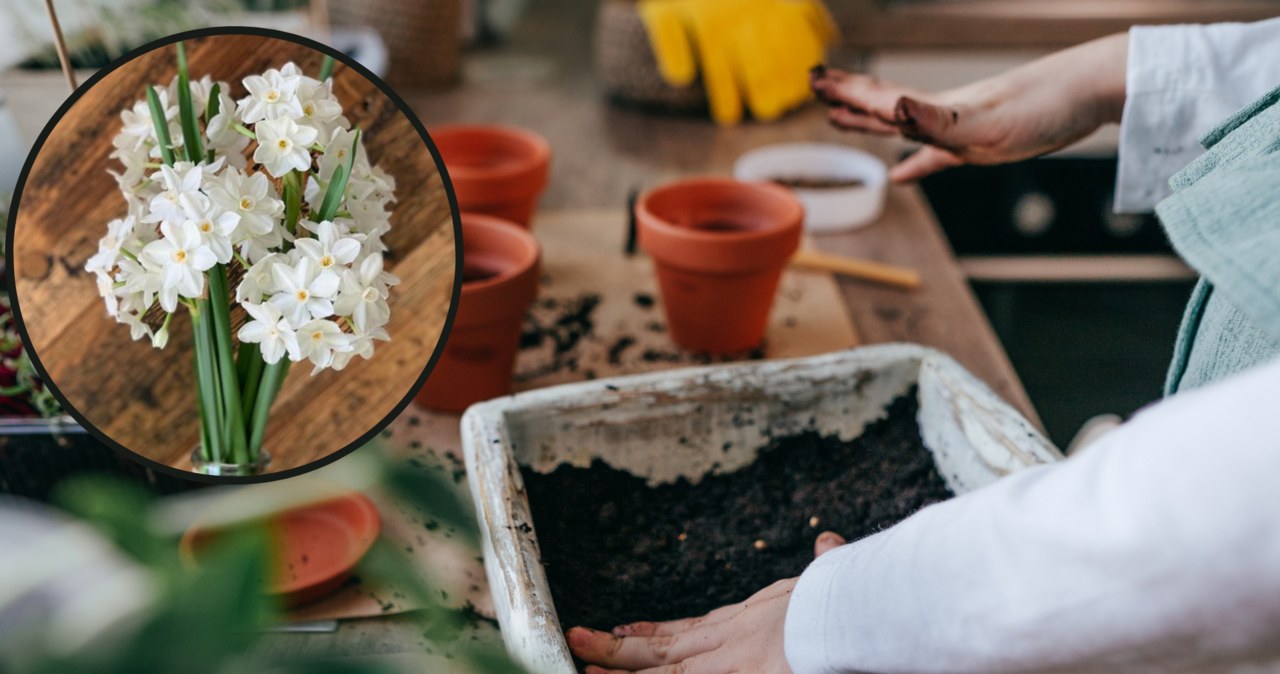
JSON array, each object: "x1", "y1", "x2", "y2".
[{"x1": 790, "y1": 248, "x2": 921, "y2": 291}]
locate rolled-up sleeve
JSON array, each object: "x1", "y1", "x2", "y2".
[
  {"x1": 1115, "y1": 18, "x2": 1280, "y2": 212},
  {"x1": 784, "y1": 356, "x2": 1280, "y2": 673}
]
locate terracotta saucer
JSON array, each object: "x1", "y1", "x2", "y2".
[{"x1": 180, "y1": 492, "x2": 382, "y2": 607}]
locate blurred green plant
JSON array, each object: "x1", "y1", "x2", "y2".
[
  {"x1": 0, "y1": 196, "x2": 63, "y2": 418},
  {"x1": 3, "y1": 448, "x2": 524, "y2": 674}
]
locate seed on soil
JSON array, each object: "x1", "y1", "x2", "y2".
[
  {"x1": 808, "y1": 516, "x2": 820, "y2": 528},
  {"x1": 753, "y1": 539, "x2": 767, "y2": 551}
]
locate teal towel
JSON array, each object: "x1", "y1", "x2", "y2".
[{"x1": 1156, "y1": 82, "x2": 1280, "y2": 394}]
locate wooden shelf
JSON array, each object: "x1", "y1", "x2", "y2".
[{"x1": 838, "y1": 0, "x2": 1280, "y2": 50}]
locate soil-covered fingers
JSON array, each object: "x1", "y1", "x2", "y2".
[
  {"x1": 814, "y1": 531, "x2": 847, "y2": 557},
  {"x1": 826, "y1": 107, "x2": 899, "y2": 136},
  {"x1": 810, "y1": 66, "x2": 914, "y2": 123},
  {"x1": 568, "y1": 626, "x2": 725, "y2": 670},
  {"x1": 612, "y1": 579, "x2": 796, "y2": 637}
]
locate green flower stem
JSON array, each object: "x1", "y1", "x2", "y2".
[
  {"x1": 319, "y1": 55, "x2": 335, "y2": 81},
  {"x1": 146, "y1": 86, "x2": 175, "y2": 166},
  {"x1": 248, "y1": 358, "x2": 290, "y2": 455},
  {"x1": 283, "y1": 170, "x2": 302, "y2": 236},
  {"x1": 238, "y1": 343, "x2": 266, "y2": 422},
  {"x1": 175, "y1": 42, "x2": 205, "y2": 163},
  {"x1": 207, "y1": 265, "x2": 248, "y2": 464},
  {"x1": 190, "y1": 302, "x2": 224, "y2": 463},
  {"x1": 232, "y1": 124, "x2": 256, "y2": 140}
]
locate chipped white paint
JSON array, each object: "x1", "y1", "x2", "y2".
[{"x1": 461, "y1": 344, "x2": 1063, "y2": 674}]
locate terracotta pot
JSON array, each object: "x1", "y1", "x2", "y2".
[
  {"x1": 180, "y1": 493, "x2": 381, "y2": 608},
  {"x1": 432, "y1": 125, "x2": 551, "y2": 228},
  {"x1": 417, "y1": 213, "x2": 541, "y2": 412},
  {"x1": 636, "y1": 178, "x2": 803, "y2": 353}
]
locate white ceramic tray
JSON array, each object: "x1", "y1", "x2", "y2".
[{"x1": 461, "y1": 343, "x2": 1063, "y2": 674}]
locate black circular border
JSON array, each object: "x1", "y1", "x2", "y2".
[{"x1": 3, "y1": 26, "x2": 464, "y2": 484}]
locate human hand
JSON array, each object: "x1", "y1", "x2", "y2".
[
  {"x1": 809, "y1": 32, "x2": 1129, "y2": 182},
  {"x1": 566, "y1": 531, "x2": 847, "y2": 674}
]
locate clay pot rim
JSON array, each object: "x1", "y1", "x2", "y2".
[
  {"x1": 459, "y1": 213, "x2": 542, "y2": 295},
  {"x1": 434, "y1": 124, "x2": 552, "y2": 184},
  {"x1": 636, "y1": 177, "x2": 804, "y2": 246}
]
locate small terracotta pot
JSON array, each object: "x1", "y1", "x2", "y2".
[
  {"x1": 179, "y1": 493, "x2": 381, "y2": 608},
  {"x1": 417, "y1": 213, "x2": 541, "y2": 412},
  {"x1": 433, "y1": 125, "x2": 551, "y2": 228},
  {"x1": 637, "y1": 178, "x2": 803, "y2": 353}
]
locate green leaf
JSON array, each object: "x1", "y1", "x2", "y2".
[
  {"x1": 192, "y1": 302, "x2": 225, "y2": 462},
  {"x1": 175, "y1": 42, "x2": 205, "y2": 163},
  {"x1": 205, "y1": 81, "x2": 221, "y2": 163},
  {"x1": 146, "y1": 86, "x2": 175, "y2": 166},
  {"x1": 207, "y1": 266, "x2": 248, "y2": 463},
  {"x1": 248, "y1": 358, "x2": 290, "y2": 454},
  {"x1": 316, "y1": 129, "x2": 361, "y2": 222},
  {"x1": 283, "y1": 170, "x2": 303, "y2": 235},
  {"x1": 319, "y1": 55, "x2": 335, "y2": 81},
  {"x1": 52, "y1": 476, "x2": 164, "y2": 565},
  {"x1": 383, "y1": 460, "x2": 479, "y2": 546}
]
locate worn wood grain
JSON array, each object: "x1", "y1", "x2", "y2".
[
  {"x1": 836, "y1": 0, "x2": 1280, "y2": 50},
  {"x1": 11, "y1": 34, "x2": 455, "y2": 473}
]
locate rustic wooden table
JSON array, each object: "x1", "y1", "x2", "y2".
[{"x1": 11, "y1": 34, "x2": 455, "y2": 473}]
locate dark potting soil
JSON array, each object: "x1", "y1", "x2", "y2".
[{"x1": 519, "y1": 392, "x2": 952, "y2": 632}]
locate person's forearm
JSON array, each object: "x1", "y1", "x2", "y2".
[
  {"x1": 983, "y1": 31, "x2": 1129, "y2": 127},
  {"x1": 785, "y1": 357, "x2": 1280, "y2": 673}
]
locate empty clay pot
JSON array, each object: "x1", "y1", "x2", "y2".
[
  {"x1": 416, "y1": 213, "x2": 541, "y2": 412},
  {"x1": 180, "y1": 493, "x2": 381, "y2": 608},
  {"x1": 432, "y1": 125, "x2": 551, "y2": 228},
  {"x1": 636, "y1": 178, "x2": 803, "y2": 353}
]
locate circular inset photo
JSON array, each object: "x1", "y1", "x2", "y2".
[{"x1": 5, "y1": 29, "x2": 459, "y2": 480}]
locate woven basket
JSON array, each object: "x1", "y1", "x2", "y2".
[
  {"x1": 594, "y1": 0, "x2": 708, "y2": 112},
  {"x1": 329, "y1": 0, "x2": 462, "y2": 89}
]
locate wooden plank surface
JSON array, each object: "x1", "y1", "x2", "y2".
[
  {"x1": 11, "y1": 34, "x2": 455, "y2": 473},
  {"x1": 838, "y1": 0, "x2": 1280, "y2": 50}
]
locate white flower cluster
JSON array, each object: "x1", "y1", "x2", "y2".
[{"x1": 87, "y1": 62, "x2": 399, "y2": 373}]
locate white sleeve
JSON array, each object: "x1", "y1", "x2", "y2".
[
  {"x1": 784, "y1": 356, "x2": 1280, "y2": 674},
  {"x1": 1115, "y1": 18, "x2": 1280, "y2": 212}
]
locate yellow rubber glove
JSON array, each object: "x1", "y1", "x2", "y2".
[{"x1": 638, "y1": 0, "x2": 839, "y2": 125}]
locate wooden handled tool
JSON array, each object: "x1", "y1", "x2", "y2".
[{"x1": 790, "y1": 248, "x2": 921, "y2": 291}]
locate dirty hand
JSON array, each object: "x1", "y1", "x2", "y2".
[
  {"x1": 810, "y1": 32, "x2": 1129, "y2": 182},
  {"x1": 567, "y1": 531, "x2": 847, "y2": 674}
]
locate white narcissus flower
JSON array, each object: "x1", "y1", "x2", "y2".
[
  {"x1": 146, "y1": 163, "x2": 206, "y2": 224},
  {"x1": 294, "y1": 71, "x2": 346, "y2": 138},
  {"x1": 206, "y1": 168, "x2": 282, "y2": 238},
  {"x1": 239, "y1": 302, "x2": 302, "y2": 364},
  {"x1": 85, "y1": 216, "x2": 137, "y2": 274},
  {"x1": 237, "y1": 65, "x2": 303, "y2": 123},
  {"x1": 334, "y1": 253, "x2": 398, "y2": 331},
  {"x1": 205, "y1": 83, "x2": 250, "y2": 162},
  {"x1": 269, "y1": 257, "x2": 340, "y2": 326},
  {"x1": 181, "y1": 197, "x2": 240, "y2": 264},
  {"x1": 329, "y1": 326, "x2": 387, "y2": 371},
  {"x1": 296, "y1": 318, "x2": 353, "y2": 373},
  {"x1": 141, "y1": 221, "x2": 218, "y2": 313},
  {"x1": 294, "y1": 220, "x2": 361, "y2": 272},
  {"x1": 236, "y1": 253, "x2": 280, "y2": 304},
  {"x1": 316, "y1": 127, "x2": 367, "y2": 182},
  {"x1": 253, "y1": 117, "x2": 317, "y2": 178},
  {"x1": 118, "y1": 91, "x2": 176, "y2": 151}
]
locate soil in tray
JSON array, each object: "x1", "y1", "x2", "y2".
[{"x1": 520, "y1": 392, "x2": 952, "y2": 632}]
